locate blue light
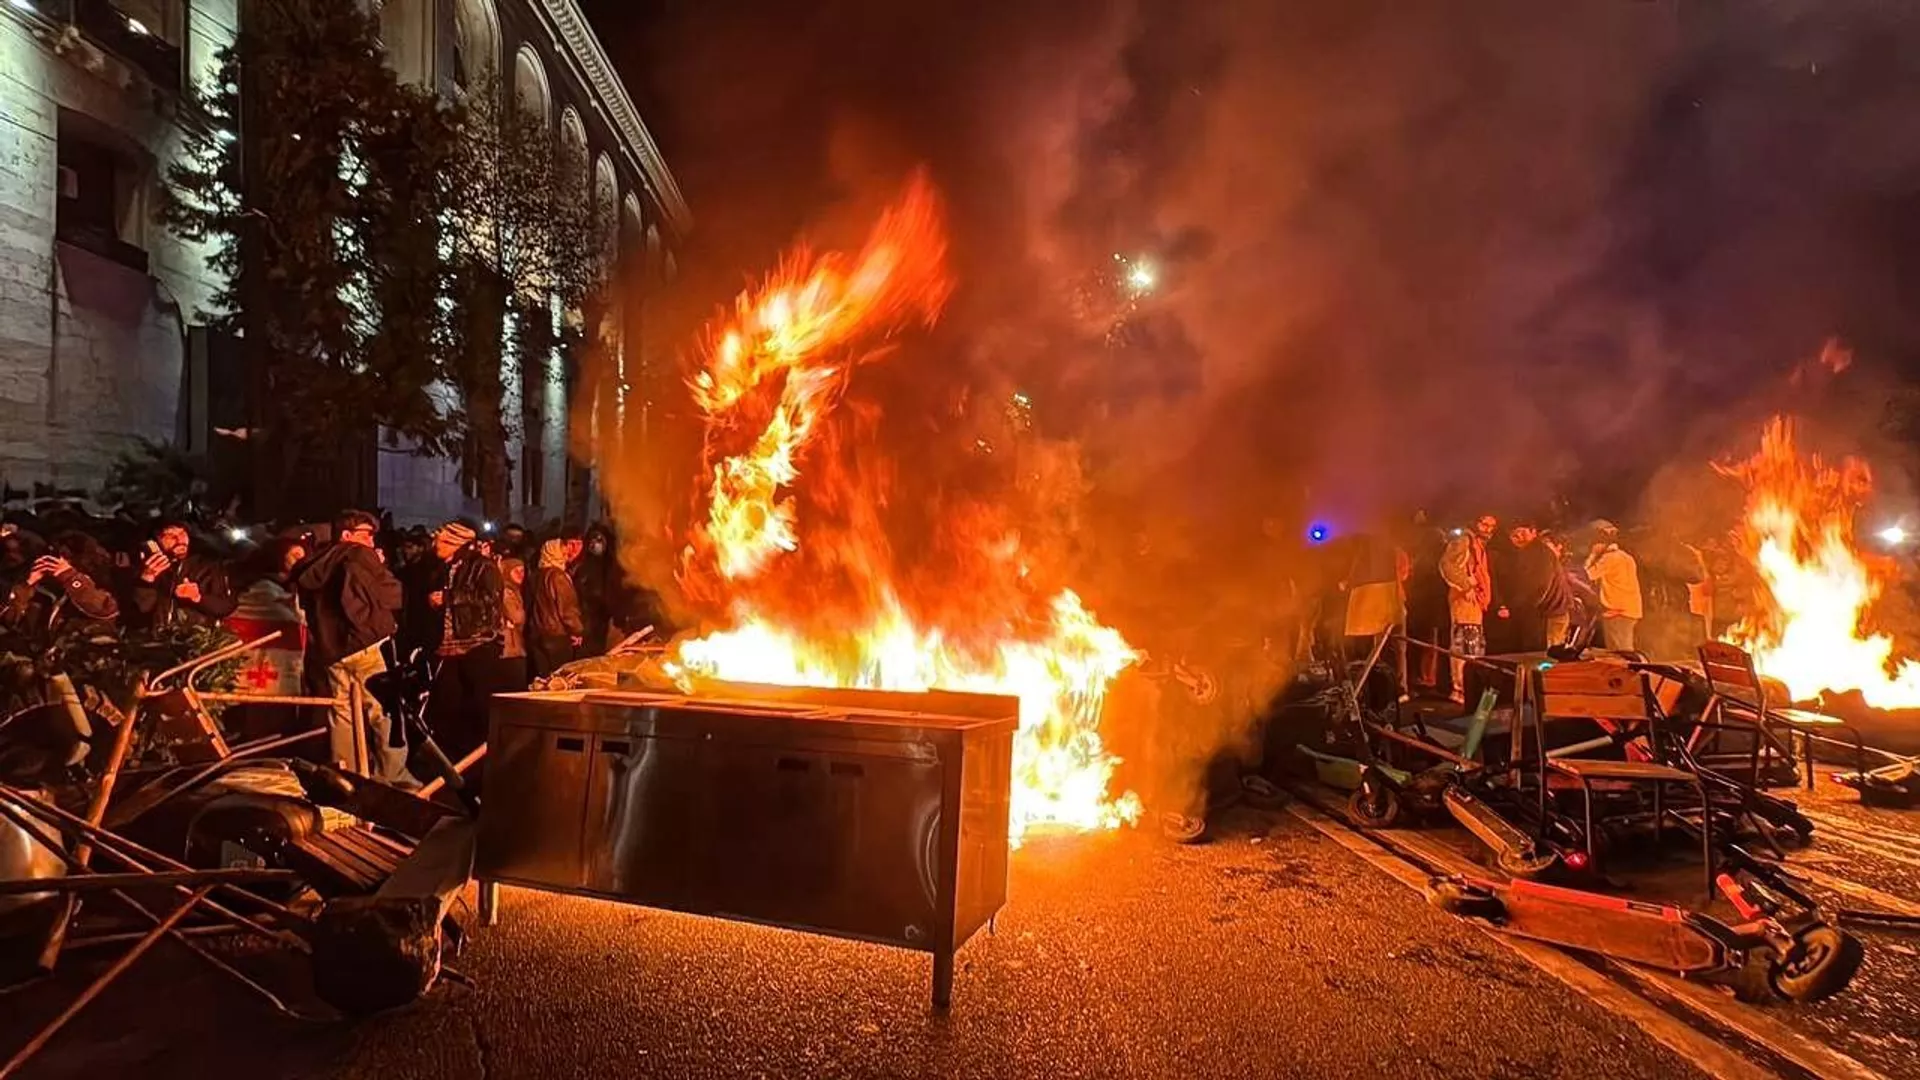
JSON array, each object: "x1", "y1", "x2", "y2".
[{"x1": 1307, "y1": 523, "x2": 1331, "y2": 544}]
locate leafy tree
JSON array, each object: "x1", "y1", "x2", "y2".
[
  {"x1": 161, "y1": 0, "x2": 458, "y2": 518},
  {"x1": 442, "y1": 79, "x2": 604, "y2": 519}
]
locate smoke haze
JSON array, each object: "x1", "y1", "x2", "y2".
[{"x1": 584, "y1": 0, "x2": 1920, "y2": 808}]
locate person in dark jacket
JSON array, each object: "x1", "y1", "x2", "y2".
[
  {"x1": 294, "y1": 510, "x2": 410, "y2": 784},
  {"x1": 529, "y1": 534, "x2": 585, "y2": 678},
  {"x1": 1506, "y1": 524, "x2": 1574, "y2": 650},
  {"x1": 573, "y1": 524, "x2": 616, "y2": 655},
  {"x1": 1, "y1": 532, "x2": 119, "y2": 636},
  {"x1": 424, "y1": 521, "x2": 506, "y2": 765},
  {"x1": 130, "y1": 521, "x2": 236, "y2": 631}
]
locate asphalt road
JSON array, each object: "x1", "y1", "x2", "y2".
[{"x1": 2, "y1": 808, "x2": 1717, "y2": 1080}]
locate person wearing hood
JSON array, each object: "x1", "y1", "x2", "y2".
[
  {"x1": 294, "y1": 510, "x2": 410, "y2": 784},
  {"x1": 499, "y1": 555, "x2": 529, "y2": 688},
  {"x1": 529, "y1": 532, "x2": 585, "y2": 678},
  {"x1": 1, "y1": 531, "x2": 119, "y2": 636},
  {"x1": 573, "y1": 524, "x2": 616, "y2": 655}
]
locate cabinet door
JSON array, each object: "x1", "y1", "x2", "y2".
[
  {"x1": 582, "y1": 733, "x2": 703, "y2": 906},
  {"x1": 699, "y1": 747, "x2": 944, "y2": 945},
  {"x1": 475, "y1": 724, "x2": 591, "y2": 888}
]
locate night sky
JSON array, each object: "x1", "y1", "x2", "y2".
[{"x1": 580, "y1": 0, "x2": 1920, "y2": 543}]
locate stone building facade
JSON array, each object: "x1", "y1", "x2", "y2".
[
  {"x1": 0, "y1": 0, "x2": 236, "y2": 494},
  {"x1": 0, "y1": 0, "x2": 685, "y2": 524},
  {"x1": 374, "y1": 0, "x2": 687, "y2": 527}
]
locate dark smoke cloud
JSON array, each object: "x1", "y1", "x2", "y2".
[{"x1": 591, "y1": 0, "x2": 1920, "y2": 807}]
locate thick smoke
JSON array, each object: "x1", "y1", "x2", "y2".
[{"x1": 588, "y1": 0, "x2": 1920, "y2": 812}]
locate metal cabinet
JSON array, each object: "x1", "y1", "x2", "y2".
[{"x1": 478, "y1": 685, "x2": 1016, "y2": 1008}]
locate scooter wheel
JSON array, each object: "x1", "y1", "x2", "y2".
[
  {"x1": 1771, "y1": 925, "x2": 1864, "y2": 1003},
  {"x1": 1426, "y1": 877, "x2": 1504, "y2": 921},
  {"x1": 1348, "y1": 783, "x2": 1401, "y2": 829}
]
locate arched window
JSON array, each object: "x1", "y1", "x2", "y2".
[
  {"x1": 593, "y1": 154, "x2": 619, "y2": 272},
  {"x1": 559, "y1": 107, "x2": 589, "y2": 184},
  {"x1": 512, "y1": 46, "x2": 551, "y2": 130},
  {"x1": 451, "y1": 0, "x2": 500, "y2": 92},
  {"x1": 620, "y1": 193, "x2": 645, "y2": 268}
]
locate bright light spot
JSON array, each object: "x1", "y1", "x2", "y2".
[
  {"x1": 215, "y1": 129, "x2": 236, "y2": 144},
  {"x1": 226, "y1": 527, "x2": 249, "y2": 543},
  {"x1": 1126, "y1": 262, "x2": 1156, "y2": 291},
  {"x1": 126, "y1": 15, "x2": 150, "y2": 34},
  {"x1": 1308, "y1": 523, "x2": 1331, "y2": 544},
  {"x1": 482, "y1": 521, "x2": 497, "y2": 533},
  {"x1": 1878, "y1": 524, "x2": 1909, "y2": 546},
  {"x1": 1010, "y1": 391, "x2": 1031, "y2": 409}
]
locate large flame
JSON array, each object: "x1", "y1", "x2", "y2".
[
  {"x1": 1717, "y1": 416, "x2": 1920, "y2": 708},
  {"x1": 669, "y1": 174, "x2": 1142, "y2": 842}
]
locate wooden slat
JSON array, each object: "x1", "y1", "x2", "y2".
[
  {"x1": 1538, "y1": 662, "x2": 1639, "y2": 695},
  {"x1": 1539, "y1": 693, "x2": 1649, "y2": 721},
  {"x1": 1549, "y1": 758, "x2": 1694, "y2": 782}
]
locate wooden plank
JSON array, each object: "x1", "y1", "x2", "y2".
[{"x1": 1540, "y1": 692, "x2": 1649, "y2": 721}]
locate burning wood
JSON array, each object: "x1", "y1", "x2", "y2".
[{"x1": 1716, "y1": 417, "x2": 1920, "y2": 708}]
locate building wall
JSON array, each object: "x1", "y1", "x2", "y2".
[
  {"x1": 374, "y1": 0, "x2": 687, "y2": 527},
  {"x1": 0, "y1": 1, "x2": 236, "y2": 493}
]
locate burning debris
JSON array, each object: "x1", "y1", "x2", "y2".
[
  {"x1": 660, "y1": 174, "x2": 1142, "y2": 843},
  {"x1": 1715, "y1": 417, "x2": 1920, "y2": 709}
]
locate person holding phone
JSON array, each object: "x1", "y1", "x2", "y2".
[
  {"x1": 2, "y1": 532, "x2": 119, "y2": 633},
  {"x1": 130, "y1": 521, "x2": 236, "y2": 631}
]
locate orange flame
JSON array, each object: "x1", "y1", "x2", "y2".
[
  {"x1": 1717, "y1": 416, "x2": 1920, "y2": 707},
  {"x1": 671, "y1": 173, "x2": 1142, "y2": 842}
]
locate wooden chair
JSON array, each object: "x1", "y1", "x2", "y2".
[
  {"x1": 1531, "y1": 661, "x2": 1713, "y2": 898},
  {"x1": 1696, "y1": 642, "x2": 1866, "y2": 790}
]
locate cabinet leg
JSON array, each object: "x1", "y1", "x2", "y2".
[
  {"x1": 932, "y1": 949, "x2": 954, "y2": 1011},
  {"x1": 477, "y1": 880, "x2": 500, "y2": 928}
]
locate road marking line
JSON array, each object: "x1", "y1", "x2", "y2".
[
  {"x1": 1798, "y1": 812, "x2": 1920, "y2": 868},
  {"x1": 1782, "y1": 863, "x2": 1920, "y2": 917},
  {"x1": 1283, "y1": 802, "x2": 1781, "y2": 1080}
]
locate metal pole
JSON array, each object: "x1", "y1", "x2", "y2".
[
  {"x1": 0, "y1": 887, "x2": 213, "y2": 1080},
  {"x1": 0, "y1": 785, "x2": 309, "y2": 937},
  {"x1": 34, "y1": 674, "x2": 143, "y2": 973}
]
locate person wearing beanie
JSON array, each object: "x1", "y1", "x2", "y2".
[{"x1": 425, "y1": 520, "x2": 506, "y2": 765}]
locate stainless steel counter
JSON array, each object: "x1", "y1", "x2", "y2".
[{"x1": 474, "y1": 683, "x2": 1017, "y2": 1007}]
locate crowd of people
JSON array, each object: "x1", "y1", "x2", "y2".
[
  {"x1": 1, "y1": 508, "x2": 659, "y2": 789},
  {"x1": 1341, "y1": 512, "x2": 1703, "y2": 703}
]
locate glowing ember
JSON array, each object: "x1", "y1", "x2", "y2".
[
  {"x1": 669, "y1": 173, "x2": 1142, "y2": 843},
  {"x1": 1716, "y1": 416, "x2": 1920, "y2": 708}
]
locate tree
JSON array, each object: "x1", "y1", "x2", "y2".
[
  {"x1": 162, "y1": 0, "x2": 458, "y2": 518},
  {"x1": 442, "y1": 80, "x2": 604, "y2": 519}
]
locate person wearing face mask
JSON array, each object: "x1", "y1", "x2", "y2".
[{"x1": 573, "y1": 524, "x2": 616, "y2": 656}]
